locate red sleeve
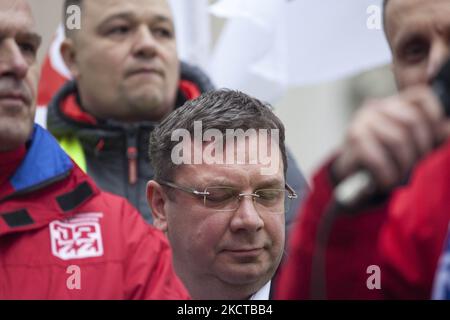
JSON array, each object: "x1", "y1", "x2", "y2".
[
  {"x1": 120, "y1": 201, "x2": 190, "y2": 300},
  {"x1": 276, "y1": 143, "x2": 450, "y2": 300},
  {"x1": 275, "y1": 159, "x2": 389, "y2": 299},
  {"x1": 378, "y1": 158, "x2": 450, "y2": 299}
]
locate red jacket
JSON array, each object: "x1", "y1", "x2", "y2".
[
  {"x1": 276, "y1": 141, "x2": 450, "y2": 300},
  {"x1": 0, "y1": 125, "x2": 189, "y2": 300}
]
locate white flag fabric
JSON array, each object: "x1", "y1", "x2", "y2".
[
  {"x1": 170, "y1": 0, "x2": 211, "y2": 71},
  {"x1": 36, "y1": 0, "x2": 211, "y2": 128},
  {"x1": 209, "y1": 0, "x2": 391, "y2": 102}
]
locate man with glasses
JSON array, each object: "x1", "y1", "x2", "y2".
[{"x1": 147, "y1": 89, "x2": 296, "y2": 299}]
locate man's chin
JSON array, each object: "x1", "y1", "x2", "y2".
[
  {"x1": 0, "y1": 120, "x2": 33, "y2": 151},
  {"x1": 217, "y1": 263, "x2": 272, "y2": 287},
  {"x1": 125, "y1": 79, "x2": 162, "y2": 96},
  {"x1": 125, "y1": 96, "x2": 172, "y2": 121}
]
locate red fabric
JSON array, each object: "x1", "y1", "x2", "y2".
[
  {"x1": 0, "y1": 146, "x2": 26, "y2": 197},
  {"x1": 179, "y1": 79, "x2": 202, "y2": 100},
  {"x1": 0, "y1": 162, "x2": 189, "y2": 300},
  {"x1": 37, "y1": 55, "x2": 69, "y2": 107},
  {"x1": 276, "y1": 142, "x2": 450, "y2": 300},
  {"x1": 60, "y1": 94, "x2": 98, "y2": 125}
]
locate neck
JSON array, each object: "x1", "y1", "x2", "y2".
[
  {"x1": 0, "y1": 145, "x2": 27, "y2": 187},
  {"x1": 180, "y1": 273, "x2": 263, "y2": 300}
]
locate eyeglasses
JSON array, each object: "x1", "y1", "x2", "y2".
[{"x1": 158, "y1": 180, "x2": 298, "y2": 214}]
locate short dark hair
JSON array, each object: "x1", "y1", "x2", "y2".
[
  {"x1": 63, "y1": 0, "x2": 83, "y2": 38},
  {"x1": 149, "y1": 89, "x2": 288, "y2": 181}
]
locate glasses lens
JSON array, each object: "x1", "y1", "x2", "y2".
[
  {"x1": 204, "y1": 187, "x2": 239, "y2": 211},
  {"x1": 253, "y1": 189, "x2": 286, "y2": 214}
]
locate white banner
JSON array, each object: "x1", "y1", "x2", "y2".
[
  {"x1": 209, "y1": 0, "x2": 391, "y2": 102},
  {"x1": 170, "y1": 0, "x2": 211, "y2": 71}
]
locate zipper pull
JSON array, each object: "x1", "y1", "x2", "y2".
[
  {"x1": 127, "y1": 146, "x2": 138, "y2": 185},
  {"x1": 126, "y1": 130, "x2": 138, "y2": 185}
]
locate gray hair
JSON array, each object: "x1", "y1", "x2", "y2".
[{"x1": 149, "y1": 89, "x2": 288, "y2": 181}]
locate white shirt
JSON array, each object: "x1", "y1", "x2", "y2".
[{"x1": 250, "y1": 281, "x2": 271, "y2": 300}]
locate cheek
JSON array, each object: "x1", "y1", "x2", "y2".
[
  {"x1": 26, "y1": 64, "x2": 40, "y2": 100},
  {"x1": 79, "y1": 47, "x2": 125, "y2": 83},
  {"x1": 265, "y1": 215, "x2": 285, "y2": 249},
  {"x1": 196, "y1": 216, "x2": 230, "y2": 245},
  {"x1": 169, "y1": 210, "x2": 230, "y2": 254},
  {"x1": 163, "y1": 49, "x2": 180, "y2": 88}
]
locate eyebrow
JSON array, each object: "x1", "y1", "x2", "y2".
[
  {"x1": 255, "y1": 178, "x2": 285, "y2": 189},
  {"x1": 201, "y1": 177, "x2": 236, "y2": 187},
  {"x1": 392, "y1": 28, "x2": 426, "y2": 52},
  {"x1": 0, "y1": 29, "x2": 42, "y2": 46},
  {"x1": 200, "y1": 177, "x2": 285, "y2": 190},
  {"x1": 99, "y1": 12, "x2": 173, "y2": 27},
  {"x1": 17, "y1": 31, "x2": 42, "y2": 46}
]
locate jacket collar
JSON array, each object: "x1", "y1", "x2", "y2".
[
  {"x1": 0, "y1": 125, "x2": 100, "y2": 236},
  {"x1": 1, "y1": 124, "x2": 73, "y2": 200}
]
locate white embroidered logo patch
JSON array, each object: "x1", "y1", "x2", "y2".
[{"x1": 50, "y1": 213, "x2": 104, "y2": 260}]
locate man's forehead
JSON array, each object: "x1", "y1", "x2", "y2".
[
  {"x1": 177, "y1": 163, "x2": 284, "y2": 187},
  {"x1": 386, "y1": 0, "x2": 450, "y2": 25},
  {"x1": 179, "y1": 143, "x2": 284, "y2": 180},
  {"x1": 0, "y1": 0, "x2": 36, "y2": 34},
  {"x1": 385, "y1": 0, "x2": 450, "y2": 43},
  {"x1": 0, "y1": 0, "x2": 32, "y2": 12},
  {"x1": 83, "y1": 0, "x2": 173, "y2": 23}
]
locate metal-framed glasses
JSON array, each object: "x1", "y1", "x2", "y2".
[{"x1": 158, "y1": 180, "x2": 298, "y2": 214}]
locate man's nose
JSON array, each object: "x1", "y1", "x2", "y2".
[
  {"x1": 426, "y1": 40, "x2": 450, "y2": 82},
  {"x1": 229, "y1": 196, "x2": 264, "y2": 233},
  {"x1": 0, "y1": 39, "x2": 29, "y2": 79},
  {"x1": 132, "y1": 25, "x2": 157, "y2": 59}
]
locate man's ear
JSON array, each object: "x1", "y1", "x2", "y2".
[
  {"x1": 60, "y1": 38, "x2": 80, "y2": 79},
  {"x1": 147, "y1": 180, "x2": 169, "y2": 232}
]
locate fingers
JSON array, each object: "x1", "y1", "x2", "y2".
[
  {"x1": 365, "y1": 111, "x2": 415, "y2": 185},
  {"x1": 333, "y1": 86, "x2": 447, "y2": 190},
  {"x1": 403, "y1": 85, "x2": 445, "y2": 143}
]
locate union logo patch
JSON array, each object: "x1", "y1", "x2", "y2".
[{"x1": 49, "y1": 213, "x2": 104, "y2": 260}]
